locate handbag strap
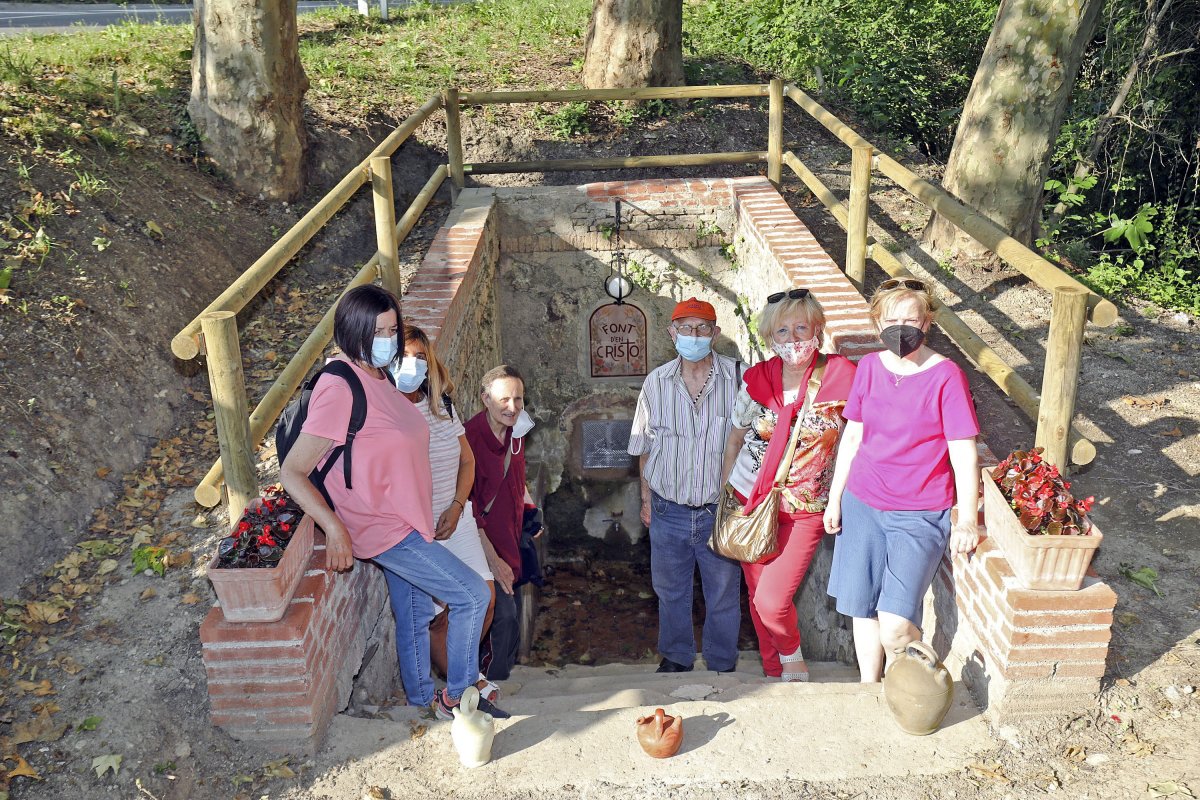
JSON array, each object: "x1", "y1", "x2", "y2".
[
  {"x1": 482, "y1": 446, "x2": 513, "y2": 516},
  {"x1": 770, "y1": 354, "x2": 827, "y2": 488}
]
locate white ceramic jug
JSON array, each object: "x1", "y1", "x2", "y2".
[{"x1": 450, "y1": 685, "x2": 495, "y2": 768}]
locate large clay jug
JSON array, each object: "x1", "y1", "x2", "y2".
[
  {"x1": 635, "y1": 707, "x2": 684, "y2": 758},
  {"x1": 882, "y1": 641, "x2": 954, "y2": 736},
  {"x1": 450, "y1": 686, "x2": 495, "y2": 768}
]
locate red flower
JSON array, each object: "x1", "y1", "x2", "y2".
[
  {"x1": 237, "y1": 520, "x2": 251, "y2": 534},
  {"x1": 260, "y1": 534, "x2": 277, "y2": 547},
  {"x1": 280, "y1": 522, "x2": 291, "y2": 532}
]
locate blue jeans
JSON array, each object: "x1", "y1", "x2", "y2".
[
  {"x1": 649, "y1": 492, "x2": 742, "y2": 671},
  {"x1": 376, "y1": 533, "x2": 489, "y2": 706}
]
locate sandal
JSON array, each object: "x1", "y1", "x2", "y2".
[
  {"x1": 779, "y1": 644, "x2": 810, "y2": 683},
  {"x1": 476, "y1": 673, "x2": 501, "y2": 702}
]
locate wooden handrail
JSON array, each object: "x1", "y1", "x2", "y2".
[
  {"x1": 195, "y1": 165, "x2": 449, "y2": 506},
  {"x1": 782, "y1": 151, "x2": 1096, "y2": 465},
  {"x1": 464, "y1": 151, "x2": 766, "y2": 174},
  {"x1": 171, "y1": 94, "x2": 444, "y2": 360},
  {"x1": 782, "y1": 85, "x2": 1118, "y2": 327},
  {"x1": 457, "y1": 85, "x2": 769, "y2": 104}
]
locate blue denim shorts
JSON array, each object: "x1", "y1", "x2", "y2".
[{"x1": 827, "y1": 489, "x2": 950, "y2": 627}]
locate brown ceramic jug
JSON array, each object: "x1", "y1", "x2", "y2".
[
  {"x1": 882, "y1": 641, "x2": 954, "y2": 736},
  {"x1": 635, "y1": 707, "x2": 684, "y2": 758}
]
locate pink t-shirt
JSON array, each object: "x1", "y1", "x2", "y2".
[
  {"x1": 843, "y1": 352, "x2": 979, "y2": 511},
  {"x1": 300, "y1": 358, "x2": 434, "y2": 559}
]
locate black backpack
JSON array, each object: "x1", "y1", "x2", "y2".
[{"x1": 275, "y1": 361, "x2": 381, "y2": 510}]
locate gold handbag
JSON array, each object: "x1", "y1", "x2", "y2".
[{"x1": 710, "y1": 356, "x2": 825, "y2": 563}]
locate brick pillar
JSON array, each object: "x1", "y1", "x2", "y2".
[
  {"x1": 933, "y1": 534, "x2": 1116, "y2": 720},
  {"x1": 200, "y1": 536, "x2": 394, "y2": 753}
]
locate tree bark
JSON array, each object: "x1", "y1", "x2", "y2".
[
  {"x1": 581, "y1": 0, "x2": 683, "y2": 89},
  {"x1": 923, "y1": 0, "x2": 1105, "y2": 258},
  {"x1": 188, "y1": 0, "x2": 309, "y2": 201}
]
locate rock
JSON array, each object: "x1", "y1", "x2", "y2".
[
  {"x1": 669, "y1": 684, "x2": 716, "y2": 701},
  {"x1": 1085, "y1": 753, "x2": 1109, "y2": 766},
  {"x1": 997, "y1": 725, "x2": 1022, "y2": 749},
  {"x1": 174, "y1": 742, "x2": 191, "y2": 759}
]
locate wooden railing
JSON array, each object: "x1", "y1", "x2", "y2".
[{"x1": 175, "y1": 80, "x2": 1111, "y2": 515}]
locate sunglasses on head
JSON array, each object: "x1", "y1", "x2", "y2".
[
  {"x1": 879, "y1": 278, "x2": 927, "y2": 292},
  {"x1": 767, "y1": 288, "x2": 811, "y2": 304}
]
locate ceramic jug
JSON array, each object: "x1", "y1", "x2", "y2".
[
  {"x1": 635, "y1": 707, "x2": 684, "y2": 758},
  {"x1": 882, "y1": 641, "x2": 954, "y2": 736},
  {"x1": 450, "y1": 686, "x2": 495, "y2": 768}
]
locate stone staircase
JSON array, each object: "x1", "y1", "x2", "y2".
[{"x1": 312, "y1": 655, "x2": 998, "y2": 797}]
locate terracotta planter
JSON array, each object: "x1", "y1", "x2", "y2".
[
  {"x1": 981, "y1": 468, "x2": 1102, "y2": 591},
  {"x1": 207, "y1": 515, "x2": 314, "y2": 623}
]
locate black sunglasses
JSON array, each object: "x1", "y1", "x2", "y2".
[
  {"x1": 879, "y1": 278, "x2": 927, "y2": 292},
  {"x1": 767, "y1": 288, "x2": 811, "y2": 304}
]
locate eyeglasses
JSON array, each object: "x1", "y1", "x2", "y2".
[
  {"x1": 673, "y1": 322, "x2": 714, "y2": 336},
  {"x1": 879, "y1": 278, "x2": 927, "y2": 292},
  {"x1": 767, "y1": 288, "x2": 811, "y2": 304}
]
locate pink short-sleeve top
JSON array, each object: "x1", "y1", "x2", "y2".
[
  {"x1": 300, "y1": 358, "x2": 434, "y2": 559},
  {"x1": 843, "y1": 352, "x2": 979, "y2": 511}
]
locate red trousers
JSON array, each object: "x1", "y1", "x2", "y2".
[{"x1": 741, "y1": 511, "x2": 826, "y2": 677}]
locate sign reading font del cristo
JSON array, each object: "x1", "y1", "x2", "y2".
[{"x1": 589, "y1": 303, "x2": 648, "y2": 378}]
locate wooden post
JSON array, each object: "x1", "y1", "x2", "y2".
[
  {"x1": 767, "y1": 78, "x2": 784, "y2": 186},
  {"x1": 846, "y1": 144, "x2": 873, "y2": 287},
  {"x1": 370, "y1": 156, "x2": 401, "y2": 298},
  {"x1": 200, "y1": 311, "x2": 257, "y2": 519},
  {"x1": 445, "y1": 87, "x2": 464, "y2": 193},
  {"x1": 1036, "y1": 286, "x2": 1089, "y2": 472}
]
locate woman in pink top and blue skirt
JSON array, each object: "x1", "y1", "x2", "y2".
[
  {"x1": 823, "y1": 279, "x2": 980, "y2": 682},
  {"x1": 280, "y1": 285, "x2": 509, "y2": 720}
]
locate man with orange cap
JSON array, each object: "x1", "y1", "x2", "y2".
[{"x1": 627, "y1": 297, "x2": 743, "y2": 673}]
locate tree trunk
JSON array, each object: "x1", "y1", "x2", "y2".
[
  {"x1": 581, "y1": 0, "x2": 683, "y2": 89},
  {"x1": 188, "y1": 0, "x2": 308, "y2": 201},
  {"x1": 923, "y1": 0, "x2": 1105, "y2": 258}
]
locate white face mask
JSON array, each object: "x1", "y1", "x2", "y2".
[
  {"x1": 772, "y1": 336, "x2": 819, "y2": 368},
  {"x1": 512, "y1": 409, "x2": 535, "y2": 438},
  {"x1": 392, "y1": 356, "x2": 428, "y2": 392},
  {"x1": 369, "y1": 335, "x2": 399, "y2": 368}
]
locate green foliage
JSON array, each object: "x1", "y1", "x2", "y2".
[
  {"x1": 684, "y1": 0, "x2": 997, "y2": 153},
  {"x1": 531, "y1": 101, "x2": 590, "y2": 139},
  {"x1": 132, "y1": 545, "x2": 167, "y2": 577},
  {"x1": 1039, "y1": 0, "x2": 1200, "y2": 315}
]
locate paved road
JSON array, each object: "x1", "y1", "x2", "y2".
[{"x1": 0, "y1": 1, "x2": 360, "y2": 32}]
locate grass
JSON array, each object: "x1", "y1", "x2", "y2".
[{"x1": 0, "y1": 0, "x2": 592, "y2": 152}]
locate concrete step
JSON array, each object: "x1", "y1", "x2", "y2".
[
  {"x1": 321, "y1": 682, "x2": 993, "y2": 796},
  {"x1": 503, "y1": 660, "x2": 858, "y2": 702},
  {"x1": 502, "y1": 669, "x2": 867, "y2": 716}
]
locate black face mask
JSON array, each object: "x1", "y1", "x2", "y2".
[{"x1": 880, "y1": 324, "x2": 926, "y2": 358}]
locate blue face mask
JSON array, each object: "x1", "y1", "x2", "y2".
[
  {"x1": 369, "y1": 335, "x2": 398, "y2": 368},
  {"x1": 392, "y1": 356, "x2": 428, "y2": 392},
  {"x1": 674, "y1": 334, "x2": 713, "y2": 362}
]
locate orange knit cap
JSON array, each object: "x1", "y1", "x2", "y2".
[{"x1": 671, "y1": 297, "x2": 717, "y2": 321}]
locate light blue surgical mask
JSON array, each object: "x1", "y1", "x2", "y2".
[
  {"x1": 674, "y1": 334, "x2": 713, "y2": 362},
  {"x1": 369, "y1": 335, "x2": 399, "y2": 368},
  {"x1": 392, "y1": 356, "x2": 428, "y2": 392}
]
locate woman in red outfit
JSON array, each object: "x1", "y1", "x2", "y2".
[{"x1": 720, "y1": 288, "x2": 856, "y2": 681}]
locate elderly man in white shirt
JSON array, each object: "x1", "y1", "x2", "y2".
[{"x1": 628, "y1": 297, "x2": 743, "y2": 673}]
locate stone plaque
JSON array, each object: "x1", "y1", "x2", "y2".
[
  {"x1": 589, "y1": 303, "x2": 648, "y2": 378},
  {"x1": 581, "y1": 419, "x2": 634, "y2": 470}
]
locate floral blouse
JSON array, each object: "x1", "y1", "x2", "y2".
[{"x1": 728, "y1": 385, "x2": 848, "y2": 514}]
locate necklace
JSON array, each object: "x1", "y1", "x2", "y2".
[{"x1": 692, "y1": 362, "x2": 715, "y2": 406}]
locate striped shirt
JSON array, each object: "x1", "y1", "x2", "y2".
[{"x1": 627, "y1": 353, "x2": 741, "y2": 507}]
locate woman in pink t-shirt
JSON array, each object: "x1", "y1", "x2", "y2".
[
  {"x1": 823, "y1": 279, "x2": 980, "y2": 682},
  {"x1": 280, "y1": 286, "x2": 508, "y2": 721}
]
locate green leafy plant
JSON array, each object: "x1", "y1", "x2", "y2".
[
  {"x1": 532, "y1": 101, "x2": 590, "y2": 140},
  {"x1": 132, "y1": 545, "x2": 167, "y2": 577}
]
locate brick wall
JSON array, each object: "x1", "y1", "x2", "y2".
[
  {"x1": 200, "y1": 534, "x2": 391, "y2": 753},
  {"x1": 931, "y1": 533, "x2": 1116, "y2": 720}
]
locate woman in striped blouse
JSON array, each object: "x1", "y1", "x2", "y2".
[{"x1": 391, "y1": 325, "x2": 505, "y2": 715}]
